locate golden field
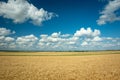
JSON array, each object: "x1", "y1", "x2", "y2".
[{"x1": 0, "y1": 51, "x2": 120, "y2": 80}]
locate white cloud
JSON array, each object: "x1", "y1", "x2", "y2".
[
  {"x1": 0, "y1": 27, "x2": 15, "y2": 36},
  {"x1": 0, "y1": 36, "x2": 5, "y2": 41},
  {"x1": 16, "y1": 34, "x2": 38, "y2": 48},
  {"x1": 61, "y1": 34, "x2": 71, "y2": 37},
  {"x1": 0, "y1": 27, "x2": 16, "y2": 49},
  {"x1": 74, "y1": 27, "x2": 100, "y2": 37},
  {"x1": 0, "y1": 27, "x2": 120, "y2": 50},
  {"x1": 97, "y1": 0, "x2": 120, "y2": 25},
  {"x1": 40, "y1": 34, "x2": 48, "y2": 38},
  {"x1": 4, "y1": 37, "x2": 15, "y2": 42},
  {"x1": 38, "y1": 28, "x2": 119, "y2": 50},
  {"x1": 38, "y1": 28, "x2": 102, "y2": 50},
  {"x1": 51, "y1": 32, "x2": 61, "y2": 38},
  {"x1": 0, "y1": 36, "x2": 15, "y2": 43},
  {"x1": 0, "y1": 0, "x2": 57, "y2": 25},
  {"x1": 38, "y1": 32, "x2": 78, "y2": 50},
  {"x1": 0, "y1": 38, "x2": 15, "y2": 49},
  {"x1": 81, "y1": 41, "x2": 88, "y2": 46},
  {"x1": 92, "y1": 36, "x2": 102, "y2": 41}
]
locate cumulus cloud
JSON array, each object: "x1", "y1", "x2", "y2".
[
  {"x1": 36, "y1": 28, "x2": 120, "y2": 50},
  {"x1": 51, "y1": 32, "x2": 61, "y2": 38},
  {"x1": 0, "y1": 27, "x2": 120, "y2": 50},
  {"x1": 92, "y1": 36, "x2": 102, "y2": 41},
  {"x1": 38, "y1": 28, "x2": 103, "y2": 50},
  {"x1": 0, "y1": 28, "x2": 15, "y2": 49},
  {"x1": 38, "y1": 32, "x2": 78, "y2": 50},
  {"x1": 97, "y1": 0, "x2": 120, "y2": 25},
  {"x1": 0, "y1": 36, "x2": 14, "y2": 43},
  {"x1": 0, "y1": 27, "x2": 15, "y2": 36},
  {"x1": 74, "y1": 27, "x2": 100, "y2": 37},
  {"x1": 0, "y1": 0, "x2": 57, "y2": 25},
  {"x1": 81, "y1": 41, "x2": 88, "y2": 46},
  {"x1": 0, "y1": 36, "x2": 15, "y2": 49},
  {"x1": 16, "y1": 34, "x2": 38, "y2": 48},
  {"x1": 4, "y1": 37, "x2": 15, "y2": 42}
]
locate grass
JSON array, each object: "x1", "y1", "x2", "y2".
[{"x1": 0, "y1": 51, "x2": 120, "y2": 80}]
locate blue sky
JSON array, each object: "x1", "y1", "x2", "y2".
[{"x1": 0, "y1": 0, "x2": 120, "y2": 51}]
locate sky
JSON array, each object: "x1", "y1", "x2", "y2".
[{"x1": 0, "y1": 0, "x2": 120, "y2": 51}]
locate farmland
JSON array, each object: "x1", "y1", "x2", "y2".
[{"x1": 0, "y1": 51, "x2": 120, "y2": 80}]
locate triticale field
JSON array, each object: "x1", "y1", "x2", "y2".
[{"x1": 0, "y1": 51, "x2": 120, "y2": 80}]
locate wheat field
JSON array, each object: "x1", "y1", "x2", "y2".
[{"x1": 0, "y1": 51, "x2": 120, "y2": 80}]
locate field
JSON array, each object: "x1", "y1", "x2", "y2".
[{"x1": 0, "y1": 51, "x2": 120, "y2": 80}]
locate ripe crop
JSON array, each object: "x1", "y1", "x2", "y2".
[{"x1": 0, "y1": 51, "x2": 120, "y2": 80}]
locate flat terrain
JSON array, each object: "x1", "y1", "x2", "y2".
[{"x1": 0, "y1": 51, "x2": 120, "y2": 80}]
